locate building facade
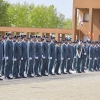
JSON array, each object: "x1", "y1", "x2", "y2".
[{"x1": 73, "y1": 0, "x2": 100, "y2": 41}]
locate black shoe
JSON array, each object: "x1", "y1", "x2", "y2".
[
  {"x1": 71, "y1": 69, "x2": 74, "y2": 71},
  {"x1": 5, "y1": 76, "x2": 13, "y2": 79},
  {"x1": 76, "y1": 71, "x2": 81, "y2": 73},
  {"x1": 67, "y1": 72, "x2": 72, "y2": 74},
  {"x1": 13, "y1": 77, "x2": 18, "y2": 79},
  {"x1": 88, "y1": 70, "x2": 93, "y2": 72},
  {"x1": 27, "y1": 75, "x2": 34, "y2": 78},
  {"x1": 35, "y1": 75, "x2": 41, "y2": 77},
  {"x1": 61, "y1": 72, "x2": 67, "y2": 74},
  {"x1": 0, "y1": 78, "x2": 3, "y2": 80},
  {"x1": 22, "y1": 76, "x2": 27, "y2": 78},
  {"x1": 56, "y1": 73, "x2": 61, "y2": 75},
  {"x1": 81, "y1": 71, "x2": 85, "y2": 73},
  {"x1": 49, "y1": 73, "x2": 55, "y2": 75},
  {"x1": 42, "y1": 74, "x2": 48, "y2": 76}
]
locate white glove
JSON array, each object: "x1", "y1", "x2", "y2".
[
  {"x1": 5, "y1": 57, "x2": 8, "y2": 60},
  {"x1": 90, "y1": 58, "x2": 92, "y2": 60},
  {"x1": 61, "y1": 58, "x2": 64, "y2": 60},
  {"x1": 42, "y1": 55, "x2": 45, "y2": 59},
  {"x1": 55, "y1": 59, "x2": 57, "y2": 61},
  {"x1": 21, "y1": 58, "x2": 23, "y2": 60},
  {"x1": 74, "y1": 57, "x2": 76, "y2": 58},
  {"x1": 49, "y1": 57, "x2": 52, "y2": 59},
  {"x1": 29, "y1": 57, "x2": 32, "y2": 60},
  {"x1": 84, "y1": 53, "x2": 87, "y2": 55},
  {"x1": 13, "y1": 58, "x2": 17, "y2": 61},
  {"x1": 94, "y1": 58, "x2": 97, "y2": 60},
  {"x1": 35, "y1": 57, "x2": 38, "y2": 59},
  {"x1": 68, "y1": 58, "x2": 70, "y2": 60}
]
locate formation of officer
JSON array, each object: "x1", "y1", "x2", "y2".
[{"x1": 0, "y1": 32, "x2": 100, "y2": 81}]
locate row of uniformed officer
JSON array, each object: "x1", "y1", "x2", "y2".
[{"x1": 0, "y1": 32, "x2": 100, "y2": 80}]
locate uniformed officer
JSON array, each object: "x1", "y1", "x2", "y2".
[
  {"x1": 88, "y1": 42, "x2": 94, "y2": 71},
  {"x1": 2, "y1": 36, "x2": 7, "y2": 76},
  {"x1": 60, "y1": 39, "x2": 68, "y2": 74},
  {"x1": 81, "y1": 42, "x2": 87, "y2": 72},
  {"x1": 76, "y1": 41, "x2": 82, "y2": 73},
  {"x1": 54, "y1": 41, "x2": 61, "y2": 75},
  {"x1": 66, "y1": 40, "x2": 72, "y2": 74},
  {"x1": 4, "y1": 32, "x2": 13, "y2": 79},
  {"x1": 85, "y1": 41, "x2": 90, "y2": 69},
  {"x1": 13, "y1": 35, "x2": 21, "y2": 79},
  {"x1": 27, "y1": 35, "x2": 35, "y2": 77},
  {"x1": 20, "y1": 35, "x2": 27, "y2": 78},
  {"x1": 41, "y1": 36, "x2": 48, "y2": 76},
  {"x1": 34, "y1": 36, "x2": 42, "y2": 77},
  {"x1": 93, "y1": 42, "x2": 98, "y2": 71},
  {"x1": 0, "y1": 35, "x2": 3, "y2": 80},
  {"x1": 48, "y1": 37, "x2": 56, "y2": 75},
  {"x1": 98, "y1": 42, "x2": 100, "y2": 70},
  {"x1": 73, "y1": 41, "x2": 77, "y2": 70}
]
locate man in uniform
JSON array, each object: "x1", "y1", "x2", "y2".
[
  {"x1": 41, "y1": 36, "x2": 48, "y2": 76},
  {"x1": 2, "y1": 36, "x2": 7, "y2": 76},
  {"x1": 76, "y1": 41, "x2": 82, "y2": 73},
  {"x1": 60, "y1": 39, "x2": 68, "y2": 74},
  {"x1": 81, "y1": 42, "x2": 87, "y2": 72},
  {"x1": 54, "y1": 41, "x2": 61, "y2": 75},
  {"x1": 27, "y1": 35, "x2": 35, "y2": 77},
  {"x1": 88, "y1": 42, "x2": 94, "y2": 71},
  {"x1": 34, "y1": 36, "x2": 42, "y2": 77},
  {"x1": 4, "y1": 32, "x2": 13, "y2": 79},
  {"x1": 48, "y1": 37, "x2": 56, "y2": 75},
  {"x1": 0, "y1": 35, "x2": 3, "y2": 80},
  {"x1": 13, "y1": 35, "x2": 21, "y2": 79},
  {"x1": 20, "y1": 35, "x2": 27, "y2": 78},
  {"x1": 93, "y1": 42, "x2": 98, "y2": 71},
  {"x1": 66, "y1": 40, "x2": 73, "y2": 74}
]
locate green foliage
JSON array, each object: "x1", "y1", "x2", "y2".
[
  {"x1": 0, "y1": 0, "x2": 72, "y2": 29},
  {"x1": 64, "y1": 18, "x2": 72, "y2": 29},
  {"x1": 0, "y1": 0, "x2": 9, "y2": 26}
]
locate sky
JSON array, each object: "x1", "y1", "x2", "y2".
[{"x1": 7, "y1": 0, "x2": 73, "y2": 18}]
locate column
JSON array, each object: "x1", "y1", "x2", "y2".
[
  {"x1": 46, "y1": 33, "x2": 50, "y2": 37},
  {"x1": 40, "y1": 33, "x2": 44, "y2": 38},
  {"x1": 72, "y1": 8, "x2": 77, "y2": 41},
  {"x1": 55, "y1": 33, "x2": 60, "y2": 41},
  {"x1": 16, "y1": 32, "x2": 20, "y2": 35},
  {"x1": 89, "y1": 8, "x2": 93, "y2": 41},
  {"x1": 1, "y1": 31, "x2": 5, "y2": 36},
  {"x1": 62, "y1": 34, "x2": 65, "y2": 40}
]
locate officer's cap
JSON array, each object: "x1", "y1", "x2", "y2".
[
  {"x1": 37, "y1": 36, "x2": 41, "y2": 38},
  {"x1": 51, "y1": 36, "x2": 55, "y2": 39},
  {"x1": 16, "y1": 35, "x2": 20, "y2": 38},
  {"x1": 6, "y1": 32, "x2": 12, "y2": 36}
]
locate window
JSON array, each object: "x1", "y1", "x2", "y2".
[{"x1": 83, "y1": 13, "x2": 89, "y2": 22}]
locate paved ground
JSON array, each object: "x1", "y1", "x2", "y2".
[{"x1": 0, "y1": 71, "x2": 100, "y2": 100}]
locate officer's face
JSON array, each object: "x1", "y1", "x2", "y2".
[
  {"x1": 24, "y1": 36, "x2": 27, "y2": 41},
  {"x1": 13, "y1": 38, "x2": 16, "y2": 42},
  {"x1": 32, "y1": 37, "x2": 36, "y2": 42},
  {"x1": 17, "y1": 37, "x2": 20, "y2": 41},
  {"x1": 38, "y1": 38, "x2": 41, "y2": 42},
  {"x1": 9, "y1": 35, "x2": 12, "y2": 39}
]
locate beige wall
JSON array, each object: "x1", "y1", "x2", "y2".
[
  {"x1": 74, "y1": 0, "x2": 100, "y2": 8},
  {"x1": 78, "y1": 8, "x2": 100, "y2": 41}
]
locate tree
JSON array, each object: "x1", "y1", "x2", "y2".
[
  {"x1": 0, "y1": 0, "x2": 9, "y2": 26},
  {"x1": 6, "y1": 3, "x2": 66, "y2": 28},
  {"x1": 64, "y1": 18, "x2": 72, "y2": 29}
]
